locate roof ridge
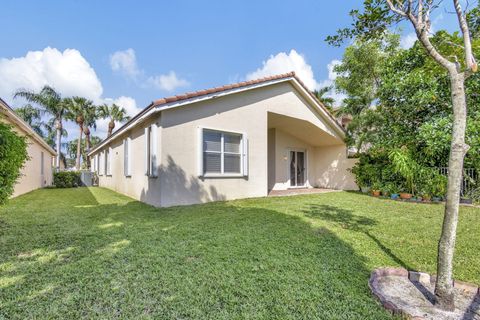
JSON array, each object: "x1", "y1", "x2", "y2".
[{"x1": 153, "y1": 71, "x2": 296, "y2": 106}]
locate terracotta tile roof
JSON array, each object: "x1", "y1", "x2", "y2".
[
  {"x1": 152, "y1": 72, "x2": 297, "y2": 107},
  {"x1": 150, "y1": 71, "x2": 341, "y2": 129},
  {"x1": 88, "y1": 72, "x2": 343, "y2": 155}
]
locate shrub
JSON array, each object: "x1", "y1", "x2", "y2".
[
  {"x1": 0, "y1": 122, "x2": 28, "y2": 204},
  {"x1": 53, "y1": 171, "x2": 82, "y2": 188}
]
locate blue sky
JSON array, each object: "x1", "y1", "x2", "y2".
[{"x1": 0, "y1": 0, "x2": 459, "y2": 137}]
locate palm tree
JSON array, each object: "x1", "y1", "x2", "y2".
[
  {"x1": 14, "y1": 86, "x2": 67, "y2": 170},
  {"x1": 14, "y1": 104, "x2": 44, "y2": 136},
  {"x1": 83, "y1": 104, "x2": 98, "y2": 169},
  {"x1": 41, "y1": 118, "x2": 68, "y2": 168},
  {"x1": 65, "y1": 97, "x2": 94, "y2": 170},
  {"x1": 98, "y1": 103, "x2": 131, "y2": 137},
  {"x1": 312, "y1": 86, "x2": 337, "y2": 114}
]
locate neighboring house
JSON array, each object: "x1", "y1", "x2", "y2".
[
  {"x1": 88, "y1": 72, "x2": 357, "y2": 207},
  {"x1": 0, "y1": 98, "x2": 56, "y2": 197}
]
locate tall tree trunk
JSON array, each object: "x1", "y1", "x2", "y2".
[
  {"x1": 108, "y1": 120, "x2": 115, "y2": 137},
  {"x1": 435, "y1": 71, "x2": 470, "y2": 311},
  {"x1": 55, "y1": 118, "x2": 62, "y2": 171},
  {"x1": 76, "y1": 125, "x2": 83, "y2": 170},
  {"x1": 85, "y1": 127, "x2": 91, "y2": 169}
]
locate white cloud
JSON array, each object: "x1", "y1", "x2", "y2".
[
  {"x1": 318, "y1": 59, "x2": 341, "y2": 86},
  {"x1": 246, "y1": 49, "x2": 319, "y2": 91},
  {"x1": 95, "y1": 96, "x2": 141, "y2": 138},
  {"x1": 317, "y1": 59, "x2": 346, "y2": 107},
  {"x1": 109, "y1": 48, "x2": 141, "y2": 79},
  {"x1": 0, "y1": 47, "x2": 138, "y2": 140},
  {"x1": 147, "y1": 71, "x2": 190, "y2": 92},
  {"x1": 0, "y1": 47, "x2": 103, "y2": 103},
  {"x1": 102, "y1": 96, "x2": 140, "y2": 118},
  {"x1": 110, "y1": 48, "x2": 189, "y2": 92},
  {"x1": 247, "y1": 51, "x2": 345, "y2": 107},
  {"x1": 400, "y1": 32, "x2": 417, "y2": 49}
]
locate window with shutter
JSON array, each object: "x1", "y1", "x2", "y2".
[
  {"x1": 144, "y1": 125, "x2": 158, "y2": 178},
  {"x1": 200, "y1": 128, "x2": 247, "y2": 177}
]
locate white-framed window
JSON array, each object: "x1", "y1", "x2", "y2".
[
  {"x1": 124, "y1": 137, "x2": 132, "y2": 177},
  {"x1": 198, "y1": 128, "x2": 248, "y2": 177},
  {"x1": 105, "y1": 148, "x2": 112, "y2": 176},
  {"x1": 144, "y1": 124, "x2": 158, "y2": 177}
]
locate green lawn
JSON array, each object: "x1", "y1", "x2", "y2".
[{"x1": 0, "y1": 188, "x2": 479, "y2": 319}]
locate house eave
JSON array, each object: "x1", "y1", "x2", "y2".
[{"x1": 88, "y1": 75, "x2": 345, "y2": 156}]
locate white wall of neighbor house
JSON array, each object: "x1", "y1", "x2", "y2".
[
  {"x1": 12, "y1": 138, "x2": 54, "y2": 197},
  {"x1": 91, "y1": 81, "x2": 356, "y2": 207}
]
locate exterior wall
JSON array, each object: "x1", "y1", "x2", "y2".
[
  {"x1": 0, "y1": 117, "x2": 55, "y2": 198},
  {"x1": 94, "y1": 116, "x2": 163, "y2": 207},
  {"x1": 314, "y1": 145, "x2": 358, "y2": 190},
  {"x1": 91, "y1": 81, "x2": 355, "y2": 207},
  {"x1": 267, "y1": 128, "x2": 276, "y2": 191},
  {"x1": 158, "y1": 87, "x2": 271, "y2": 207}
]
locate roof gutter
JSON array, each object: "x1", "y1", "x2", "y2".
[{"x1": 0, "y1": 98, "x2": 57, "y2": 155}]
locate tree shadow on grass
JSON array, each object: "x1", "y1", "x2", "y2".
[
  {"x1": 302, "y1": 204, "x2": 414, "y2": 271},
  {"x1": 0, "y1": 188, "x2": 395, "y2": 319}
]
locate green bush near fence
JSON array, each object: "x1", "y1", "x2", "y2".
[{"x1": 53, "y1": 171, "x2": 82, "y2": 188}]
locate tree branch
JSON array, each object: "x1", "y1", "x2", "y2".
[
  {"x1": 453, "y1": 0, "x2": 477, "y2": 73},
  {"x1": 386, "y1": 0, "x2": 408, "y2": 17}
]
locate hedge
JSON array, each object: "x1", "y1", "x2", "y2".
[
  {"x1": 53, "y1": 171, "x2": 82, "y2": 188},
  {"x1": 0, "y1": 122, "x2": 28, "y2": 204}
]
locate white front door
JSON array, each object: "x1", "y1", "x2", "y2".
[{"x1": 289, "y1": 150, "x2": 306, "y2": 187}]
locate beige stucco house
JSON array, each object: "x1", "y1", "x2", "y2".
[
  {"x1": 88, "y1": 72, "x2": 357, "y2": 207},
  {"x1": 0, "y1": 98, "x2": 56, "y2": 197}
]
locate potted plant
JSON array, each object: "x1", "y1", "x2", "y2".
[
  {"x1": 431, "y1": 174, "x2": 447, "y2": 203},
  {"x1": 381, "y1": 182, "x2": 391, "y2": 197},
  {"x1": 422, "y1": 194, "x2": 432, "y2": 202},
  {"x1": 389, "y1": 148, "x2": 416, "y2": 200},
  {"x1": 371, "y1": 182, "x2": 381, "y2": 197},
  {"x1": 400, "y1": 192, "x2": 413, "y2": 200}
]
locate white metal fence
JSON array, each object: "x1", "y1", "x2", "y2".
[{"x1": 437, "y1": 167, "x2": 478, "y2": 197}]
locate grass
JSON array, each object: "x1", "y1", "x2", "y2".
[{"x1": 0, "y1": 188, "x2": 479, "y2": 319}]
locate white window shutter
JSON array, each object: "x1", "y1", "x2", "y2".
[
  {"x1": 95, "y1": 153, "x2": 99, "y2": 174},
  {"x1": 151, "y1": 124, "x2": 158, "y2": 177},
  {"x1": 242, "y1": 134, "x2": 248, "y2": 176},
  {"x1": 107, "y1": 147, "x2": 112, "y2": 176},
  {"x1": 104, "y1": 150, "x2": 108, "y2": 176},
  {"x1": 144, "y1": 127, "x2": 149, "y2": 176},
  {"x1": 127, "y1": 137, "x2": 132, "y2": 176},
  {"x1": 97, "y1": 154, "x2": 100, "y2": 174},
  {"x1": 197, "y1": 127, "x2": 203, "y2": 176},
  {"x1": 123, "y1": 139, "x2": 127, "y2": 176},
  {"x1": 98, "y1": 153, "x2": 102, "y2": 175},
  {"x1": 99, "y1": 151, "x2": 105, "y2": 176}
]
